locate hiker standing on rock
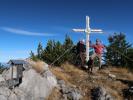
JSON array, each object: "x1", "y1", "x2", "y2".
[
  {"x1": 88, "y1": 39, "x2": 105, "y2": 71},
  {"x1": 77, "y1": 39, "x2": 86, "y2": 67}
]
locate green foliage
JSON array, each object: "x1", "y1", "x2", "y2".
[
  {"x1": 106, "y1": 33, "x2": 132, "y2": 67},
  {"x1": 30, "y1": 51, "x2": 39, "y2": 61},
  {"x1": 37, "y1": 42, "x2": 43, "y2": 60},
  {"x1": 42, "y1": 40, "x2": 64, "y2": 65},
  {"x1": 127, "y1": 48, "x2": 133, "y2": 68},
  {"x1": 30, "y1": 33, "x2": 133, "y2": 68},
  {"x1": 63, "y1": 35, "x2": 75, "y2": 63},
  {"x1": 30, "y1": 35, "x2": 77, "y2": 66}
]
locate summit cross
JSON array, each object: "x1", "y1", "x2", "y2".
[{"x1": 73, "y1": 16, "x2": 103, "y2": 61}]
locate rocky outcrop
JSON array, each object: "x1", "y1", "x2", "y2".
[
  {"x1": 0, "y1": 75, "x2": 7, "y2": 87},
  {"x1": 123, "y1": 86, "x2": 133, "y2": 100},
  {"x1": 57, "y1": 80, "x2": 82, "y2": 100},
  {"x1": 91, "y1": 86, "x2": 114, "y2": 100},
  {"x1": 0, "y1": 60, "x2": 57, "y2": 100}
]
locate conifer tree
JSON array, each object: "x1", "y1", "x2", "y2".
[
  {"x1": 106, "y1": 33, "x2": 132, "y2": 67},
  {"x1": 30, "y1": 51, "x2": 38, "y2": 61},
  {"x1": 63, "y1": 35, "x2": 75, "y2": 63},
  {"x1": 37, "y1": 42, "x2": 43, "y2": 60}
]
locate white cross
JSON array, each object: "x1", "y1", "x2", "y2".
[{"x1": 73, "y1": 16, "x2": 103, "y2": 61}]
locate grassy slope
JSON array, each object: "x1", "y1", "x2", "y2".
[{"x1": 49, "y1": 63, "x2": 133, "y2": 100}]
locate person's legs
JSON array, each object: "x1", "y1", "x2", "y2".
[
  {"x1": 80, "y1": 52, "x2": 85, "y2": 67},
  {"x1": 82, "y1": 52, "x2": 86, "y2": 65},
  {"x1": 79, "y1": 52, "x2": 83, "y2": 66},
  {"x1": 90, "y1": 53, "x2": 97, "y2": 72},
  {"x1": 97, "y1": 54, "x2": 102, "y2": 69},
  {"x1": 87, "y1": 57, "x2": 93, "y2": 72}
]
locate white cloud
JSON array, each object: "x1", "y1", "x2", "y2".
[{"x1": 1, "y1": 27, "x2": 55, "y2": 36}]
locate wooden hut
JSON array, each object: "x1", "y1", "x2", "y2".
[{"x1": 7, "y1": 59, "x2": 27, "y2": 88}]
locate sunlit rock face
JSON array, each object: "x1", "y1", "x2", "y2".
[
  {"x1": 0, "y1": 60, "x2": 57, "y2": 100},
  {"x1": 18, "y1": 68, "x2": 57, "y2": 100}
]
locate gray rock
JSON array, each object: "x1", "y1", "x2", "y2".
[
  {"x1": 18, "y1": 69, "x2": 57, "y2": 100},
  {"x1": 58, "y1": 80, "x2": 66, "y2": 89},
  {"x1": 0, "y1": 86, "x2": 12, "y2": 100},
  {"x1": 108, "y1": 74, "x2": 116, "y2": 79},
  {"x1": 0, "y1": 87, "x2": 11, "y2": 97},
  {"x1": 0, "y1": 75, "x2": 5, "y2": 82},
  {"x1": 0, "y1": 75, "x2": 7, "y2": 87},
  {"x1": 123, "y1": 86, "x2": 133, "y2": 100},
  {"x1": 105, "y1": 94, "x2": 113, "y2": 100},
  {"x1": 129, "y1": 86, "x2": 133, "y2": 93},
  {"x1": 58, "y1": 80, "x2": 82, "y2": 100},
  {"x1": 68, "y1": 89, "x2": 82, "y2": 100},
  {"x1": 58, "y1": 80, "x2": 65, "y2": 85},
  {"x1": 0, "y1": 95, "x2": 7, "y2": 100},
  {"x1": 8, "y1": 92, "x2": 18, "y2": 100},
  {"x1": 0, "y1": 61, "x2": 58, "y2": 100},
  {"x1": 91, "y1": 86, "x2": 114, "y2": 100},
  {"x1": 13, "y1": 87, "x2": 32, "y2": 100},
  {"x1": 42, "y1": 70, "x2": 57, "y2": 87}
]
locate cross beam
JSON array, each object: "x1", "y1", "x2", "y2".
[{"x1": 73, "y1": 16, "x2": 103, "y2": 61}]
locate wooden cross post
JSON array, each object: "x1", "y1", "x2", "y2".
[{"x1": 73, "y1": 16, "x2": 103, "y2": 61}]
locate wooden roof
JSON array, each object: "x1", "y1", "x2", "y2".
[{"x1": 8, "y1": 60, "x2": 27, "y2": 65}]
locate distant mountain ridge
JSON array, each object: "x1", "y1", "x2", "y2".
[{"x1": 0, "y1": 62, "x2": 10, "y2": 68}]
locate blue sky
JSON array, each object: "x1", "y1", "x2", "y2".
[{"x1": 0, "y1": 0, "x2": 133, "y2": 62}]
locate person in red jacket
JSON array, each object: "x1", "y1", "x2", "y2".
[{"x1": 89, "y1": 39, "x2": 105, "y2": 70}]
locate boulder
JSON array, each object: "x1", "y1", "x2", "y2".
[
  {"x1": 58, "y1": 80, "x2": 82, "y2": 100},
  {"x1": 108, "y1": 74, "x2": 116, "y2": 80},
  {"x1": 91, "y1": 86, "x2": 114, "y2": 100},
  {"x1": 18, "y1": 68, "x2": 57, "y2": 100},
  {"x1": 123, "y1": 86, "x2": 133, "y2": 100},
  {"x1": 0, "y1": 95, "x2": 7, "y2": 100},
  {"x1": 0, "y1": 60, "x2": 58, "y2": 100},
  {"x1": 0, "y1": 86, "x2": 12, "y2": 100},
  {"x1": 8, "y1": 92, "x2": 18, "y2": 100},
  {"x1": 0, "y1": 87, "x2": 11, "y2": 97},
  {"x1": 42, "y1": 70, "x2": 57, "y2": 87},
  {"x1": 0, "y1": 75, "x2": 7, "y2": 87},
  {"x1": 26, "y1": 60, "x2": 49, "y2": 73}
]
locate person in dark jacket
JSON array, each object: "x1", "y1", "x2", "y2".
[{"x1": 77, "y1": 39, "x2": 86, "y2": 67}]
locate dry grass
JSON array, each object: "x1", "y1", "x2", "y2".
[
  {"x1": 110, "y1": 67, "x2": 129, "y2": 74},
  {"x1": 61, "y1": 62, "x2": 86, "y2": 74},
  {"x1": 61, "y1": 63, "x2": 89, "y2": 85},
  {"x1": 50, "y1": 67, "x2": 71, "y2": 84},
  {"x1": 106, "y1": 87, "x2": 123, "y2": 100},
  {"x1": 108, "y1": 81, "x2": 127, "y2": 90},
  {"x1": 109, "y1": 67, "x2": 133, "y2": 81},
  {"x1": 46, "y1": 87, "x2": 62, "y2": 100},
  {"x1": 49, "y1": 63, "x2": 133, "y2": 100},
  {"x1": 29, "y1": 60, "x2": 47, "y2": 73},
  {"x1": 125, "y1": 72, "x2": 133, "y2": 80}
]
